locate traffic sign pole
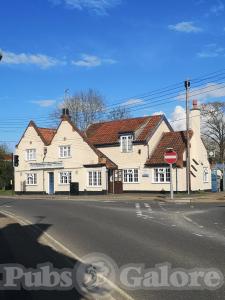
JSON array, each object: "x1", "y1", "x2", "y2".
[
  {"x1": 170, "y1": 163, "x2": 173, "y2": 200},
  {"x1": 164, "y1": 150, "x2": 178, "y2": 200}
]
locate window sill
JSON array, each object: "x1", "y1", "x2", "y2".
[
  {"x1": 59, "y1": 156, "x2": 72, "y2": 159},
  {"x1": 120, "y1": 151, "x2": 133, "y2": 154},
  {"x1": 26, "y1": 184, "x2": 38, "y2": 186},
  {"x1": 123, "y1": 182, "x2": 140, "y2": 184},
  {"x1": 152, "y1": 182, "x2": 170, "y2": 184},
  {"x1": 87, "y1": 186, "x2": 102, "y2": 188}
]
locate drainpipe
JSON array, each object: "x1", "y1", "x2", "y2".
[{"x1": 42, "y1": 148, "x2": 47, "y2": 194}]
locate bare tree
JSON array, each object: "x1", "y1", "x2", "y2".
[
  {"x1": 51, "y1": 89, "x2": 105, "y2": 130},
  {"x1": 107, "y1": 106, "x2": 130, "y2": 121},
  {"x1": 201, "y1": 101, "x2": 225, "y2": 162}
]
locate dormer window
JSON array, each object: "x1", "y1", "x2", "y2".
[{"x1": 120, "y1": 135, "x2": 133, "y2": 153}]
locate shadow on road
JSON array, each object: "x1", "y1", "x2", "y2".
[{"x1": 0, "y1": 218, "x2": 87, "y2": 299}]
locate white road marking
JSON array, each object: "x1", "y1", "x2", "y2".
[
  {"x1": 135, "y1": 203, "x2": 140, "y2": 209},
  {"x1": 159, "y1": 203, "x2": 166, "y2": 212},
  {"x1": 193, "y1": 233, "x2": 203, "y2": 237},
  {"x1": 0, "y1": 209, "x2": 134, "y2": 300},
  {"x1": 183, "y1": 216, "x2": 193, "y2": 223}
]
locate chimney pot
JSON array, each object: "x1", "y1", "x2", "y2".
[{"x1": 193, "y1": 99, "x2": 198, "y2": 109}]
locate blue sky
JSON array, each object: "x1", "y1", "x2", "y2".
[{"x1": 1, "y1": 0, "x2": 225, "y2": 149}]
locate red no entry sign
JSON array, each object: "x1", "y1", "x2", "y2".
[{"x1": 164, "y1": 150, "x2": 178, "y2": 164}]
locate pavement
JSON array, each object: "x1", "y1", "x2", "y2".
[
  {"x1": 1, "y1": 197, "x2": 225, "y2": 299},
  {"x1": 0, "y1": 191, "x2": 225, "y2": 203}
]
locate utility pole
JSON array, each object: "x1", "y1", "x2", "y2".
[{"x1": 184, "y1": 79, "x2": 191, "y2": 195}]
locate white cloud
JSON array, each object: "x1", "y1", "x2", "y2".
[
  {"x1": 72, "y1": 54, "x2": 116, "y2": 67},
  {"x1": 32, "y1": 100, "x2": 56, "y2": 107},
  {"x1": 50, "y1": 0, "x2": 121, "y2": 15},
  {"x1": 121, "y1": 98, "x2": 144, "y2": 107},
  {"x1": 0, "y1": 49, "x2": 63, "y2": 69},
  {"x1": 168, "y1": 21, "x2": 202, "y2": 33},
  {"x1": 197, "y1": 43, "x2": 225, "y2": 58},
  {"x1": 152, "y1": 111, "x2": 164, "y2": 116},
  {"x1": 170, "y1": 106, "x2": 186, "y2": 131},
  {"x1": 210, "y1": 0, "x2": 224, "y2": 15},
  {"x1": 177, "y1": 82, "x2": 225, "y2": 102}
]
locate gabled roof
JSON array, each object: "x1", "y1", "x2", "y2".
[
  {"x1": 38, "y1": 128, "x2": 57, "y2": 145},
  {"x1": 85, "y1": 115, "x2": 170, "y2": 146},
  {"x1": 17, "y1": 117, "x2": 117, "y2": 170},
  {"x1": 16, "y1": 121, "x2": 57, "y2": 147},
  {"x1": 145, "y1": 130, "x2": 193, "y2": 168},
  {"x1": 59, "y1": 116, "x2": 117, "y2": 169}
]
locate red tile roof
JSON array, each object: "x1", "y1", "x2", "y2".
[
  {"x1": 37, "y1": 128, "x2": 57, "y2": 145},
  {"x1": 85, "y1": 115, "x2": 164, "y2": 145},
  {"x1": 3, "y1": 154, "x2": 12, "y2": 161},
  {"x1": 145, "y1": 130, "x2": 193, "y2": 167}
]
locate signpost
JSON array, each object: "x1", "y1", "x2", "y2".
[{"x1": 164, "y1": 149, "x2": 178, "y2": 200}]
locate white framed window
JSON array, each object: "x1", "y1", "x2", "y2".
[
  {"x1": 26, "y1": 149, "x2": 36, "y2": 161},
  {"x1": 59, "y1": 145, "x2": 71, "y2": 158},
  {"x1": 88, "y1": 171, "x2": 102, "y2": 187},
  {"x1": 203, "y1": 167, "x2": 209, "y2": 183},
  {"x1": 59, "y1": 172, "x2": 72, "y2": 184},
  {"x1": 120, "y1": 135, "x2": 133, "y2": 153},
  {"x1": 153, "y1": 168, "x2": 170, "y2": 183},
  {"x1": 26, "y1": 173, "x2": 37, "y2": 185},
  {"x1": 123, "y1": 169, "x2": 139, "y2": 183}
]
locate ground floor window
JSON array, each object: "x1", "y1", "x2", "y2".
[
  {"x1": 26, "y1": 173, "x2": 37, "y2": 185},
  {"x1": 153, "y1": 168, "x2": 170, "y2": 183},
  {"x1": 59, "y1": 172, "x2": 72, "y2": 184},
  {"x1": 123, "y1": 169, "x2": 139, "y2": 183},
  {"x1": 88, "y1": 171, "x2": 102, "y2": 186},
  {"x1": 203, "y1": 167, "x2": 209, "y2": 183}
]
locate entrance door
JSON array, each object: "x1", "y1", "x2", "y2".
[
  {"x1": 49, "y1": 172, "x2": 54, "y2": 194},
  {"x1": 108, "y1": 169, "x2": 123, "y2": 194}
]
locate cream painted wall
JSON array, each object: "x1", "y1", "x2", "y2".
[
  {"x1": 98, "y1": 120, "x2": 172, "y2": 191},
  {"x1": 15, "y1": 115, "x2": 211, "y2": 194},
  {"x1": 189, "y1": 108, "x2": 211, "y2": 191},
  {"x1": 15, "y1": 121, "x2": 107, "y2": 193}
]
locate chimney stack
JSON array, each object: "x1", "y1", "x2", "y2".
[
  {"x1": 61, "y1": 108, "x2": 70, "y2": 119},
  {"x1": 190, "y1": 99, "x2": 201, "y2": 137},
  {"x1": 192, "y1": 99, "x2": 199, "y2": 110}
]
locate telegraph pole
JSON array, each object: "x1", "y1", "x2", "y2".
[{"x1": 184, "y1": 79, "x2": 191, "y2": 195}]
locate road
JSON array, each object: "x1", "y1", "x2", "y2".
[{"x1": 0, "y1": 197, "x2": 225, "y2": 299}]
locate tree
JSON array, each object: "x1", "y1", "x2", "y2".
[
  {"x1": 51, "y1": 89, "x2": 105, "y2": 130},
  {"x1": 0, "y1": 144, "x2": 13, "y2": 190},
  {"x1": 107, "y1": 106, "x2": 130, "y2": 121},
  {"x1": 201, "y1": 101, "x2": 225, "y2": 162}
]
